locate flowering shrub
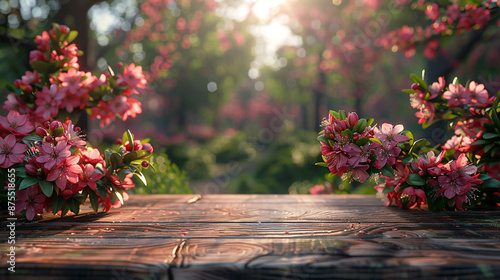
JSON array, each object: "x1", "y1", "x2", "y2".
[
  {"x1": 5, "y1": 23, "x2": 146, "y2": 127},
  {"x1": 377, "y1": 1, "x2": 499, "y2": 59},
  {"x1": 317, "y1": 72, "x2": 500, "y2": 211},
  {"x1": 1, "y1": 24, "x2": 153, "y2": 220}
]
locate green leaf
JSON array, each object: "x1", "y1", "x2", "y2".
[
  {"x1": 135, "y1": 150, "x2": 148, "y2": 158},
  {"x1": 123, "y1": 151, "x2": 138, "y2": 165},
  {"x1": 338, "y1": 110, "x2": 346, "y2": 120},
  {"x1": 114, "y1": 190, "x2": 124, "y2": 205},
  {"x1": 31, "y1": 60, "x2": 49, "y2": 74},
  {"x1": 61, "y1": 204, "x2": 70, "y2": 217},
  {"x1": 402, "y1": 154, "x2": 413, "y2": 164},
  {"x1": 67, "y1": 198, "x2": 80, "y2": 215},
  {"x1": 5, "y1": 83, "x2": 16, "y2": 93},
  {"x1": 39, "y1": 180, "x2": 54, "y2": 197},
  {"x1": 94, "y1": 185, "x2": 107, "y2": 200},
  {"x1": 381, "y1": 164, "x2": 395, "y2": 177},
  {"x1": 402, "y1": 89, "x2": 415, "y2": 94},
  {"x1": 483, "y1": 133, "x2": 499, "y2": 140},
  {"x1": 382, "y1": 186, "x2": 394, "y2": 194},
  {"x1": 134, "y1": 171, "x2": 148, "y2": 186},
  {"x1": 19, "y1": 176, "x2": 41, "y2": 190},
  {"x1": 52, "y1": 196, "x2": 64, "y2": 215},
  {"x1": 409, "y1": 138, "x2": 430, "y2": 154},
  {"x1": 341, "y1": 129, "x2": 353, "y2": 139},
  {"x1": 405, "y1": 131, "x2": 414, "y2": 145},
  {"x1": 23, "y1": 135, "x2": 43, "y2": 142},
  {"x1": 110, "y1": 153, "x2": 123, "y2": 170},
  {"x1": 66, "y1": 30, "x2": 78, "y2": 43},
  {"x1": 410, "y1": 73, "x2": 428, "y2": 92},
  {"x1": 355, "y1": 137, "x2": 370, "y2": 146},
  {"x1": 366, "y1": 118, "x2": 374, "y2": 127},
  {"x1": 315, "y1": 162, "x2": 327, "y2": 167},
  {"x1": 329, "y1": 110, "x2": 339, "y2": 119},
  {"x1": 481, "y1": 178, "x2": 500, "y2": 188},
  {"x1": 370, "y1": 138, "x2": 382, "y2": 145},
  {"x1": 317, "y1": 135, "x2": 329, "y2": 144},
  {"x1": 353, "y1": 118, "x2": 367, "y2": 133},
  {"x1": 407, "y1": 173, "x2": 426, "y2": 186},
  {"x1": 89, "y1": 189, "x2": 99, "y2": 213}
]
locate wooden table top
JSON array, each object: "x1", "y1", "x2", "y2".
[{"x1": 1, "y1": 194, "x2": 500, "y2": 279}]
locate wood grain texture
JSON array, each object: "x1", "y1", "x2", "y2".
[{"x1": 1, "y1": 194, "x2": 500, "y2": 280}]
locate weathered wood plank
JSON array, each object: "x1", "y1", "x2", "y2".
[
  {"x1": 1, "y1": 194, "x2": 500, "y2": 280},
  {"x1": 171, "y1": 238, "x2": 500, "y2": 280},
  {"x1": 7, "y1": 221, "x2": 500, "y2": 239}
]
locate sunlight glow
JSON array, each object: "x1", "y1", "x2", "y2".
[{"x1": 251, "y1": 0, "x2": 287, "y2": 20}]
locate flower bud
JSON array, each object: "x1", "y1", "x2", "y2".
[
  {"x1": 36, "y1": 127, "x2": 47, "y2": 137},
  {"x1": 347, "y1": 112, "x2": 359, "y2": 127},
  {"x1": 116, "y1": 139, "x2": 123, "y2": 144},
  {"x1": 44, "y1": 121, "x2": 50, "y2": 128},
  {"x1": 141, "y1": 161, "x2": 149, "y2": 168},
  {"x1": 411, "y1": 83, "x2": 420, "y2": 90},
  {"x1": 46, "y1": 135, "x2": 53, "y2": 142},
  {"x1": 117, "y1": 62, "x2": 123, "y2": 68},
  {"x1": 339, "y1": 120, "x2": 348, "y2": 130},
  {"x1": 50, "y1": 120, "x2": 63, "y2": 131},
  {"x1": 142, "y1": 143, "x2": 153, "y2": 154},
  {"x1": 58, "y1": 25, "x2": 70, "y2": 34}
]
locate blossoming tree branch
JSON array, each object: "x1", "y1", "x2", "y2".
[
  {"x1": 0, "y1": 24, "x2": 153, "y2": 220},
  {"x1": 317, "y1": 72, "x2": 500, "y2": 211}
]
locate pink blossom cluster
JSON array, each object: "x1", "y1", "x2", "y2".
[
  {"x1": 319, "y1": 111, "x2": 410, "y2": 183},
  {"x1": 407, "y1": 75, "x2": 500, "y2": 182},
  {"x1": 410, "y1": 77, "x2": 494, "y2": 126},
  {"x1": 377, "y1": 1, "x2": 495, "y2": 59},
  {"x1": 376, "y1": 152, "x2": 482, "y2": 210},
  {"x1": 4, "y1": 24, "x2": 147, "y2": 127},
  {"x1": 0, "y1": 112, "x2": 153, "y2": 220}
]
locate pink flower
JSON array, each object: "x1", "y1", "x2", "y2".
[
  {"x1": 310, "y1": 184, "x2": 328, "y2": 195},
  {"x1": 417, "y1": 150, "x2": 445, "y2": 177},
  {"x1": 425, "y1": 3, "x2": 440, "y2": 21},
  {"x1": 348, "y1": 164, "x2": 370, "y2": 183},
  {"x1": 444, "y1": 153, "x2": 477, "y2": 175},
  {"x1": 34, "y1": 31, "x2": 50, "y2": 51},
  {"x1": 47, "y1": 155, "x2": 83, "y2": 190},
  {"x1": 15, "y1": 185, "x2": 45, "y2": 221},
  {"x1": 116, "y1": 63, "x2": 147, "y2": 95},
  {"x1": 0, "y1": 111, "x2": 34, "y2": 134},
  {"x1": 25, "y1": 157, "x2": 47, "y2": 178},
  {"x1": 109, "y1": 95, "x2": 130, "y2": 116},
  {"x1": 373, "y1": 142, "x2": 401, "y2": 169},
  {"x1": 36, "y1": 140, "x2": 72, "y2": 170},
  {"x1": 443, "y1": 135, "x2": 459, "y2": 151},
  {"x1": 468, "y1": 81, "x2": 489, "y2": 105},
  {"x1": 29, "y1": 50, "x2": 47, "y2": 64},
  {"x1": 55, "y1": 120, "x2": 86, "y2": 148},
  {"x1": 443, "y1": 83, "x2": 471, "y2": 107},
  {"x1": 34, "y1": 85, "x2": 64, "y2": 121},
  {"x1": 58, "y1": 68, "x2": 85, "y2": 95},
  {"x1": 436, "y1": 172, "x2": 470, "y2": 199},
  {"x1": 428, "y1": 77, "x2": 445, "y2": 99},
  {"x1": 3, "y1": 93, "x2": 31, "y2": 115},
  {"x1": 343, "y1": 143, "x2": 371, "y2": 167},
  {"x1": 79, "y1": 147, "x2": 104, "y2": 165},
  {"x1": 79, "y1": 164, "x2": 103, "y2": 190},
  {"x1": 21, "y1": 70, "x2": 40, "y2": 85},
  {"x1": 90, "y1": 101, "x2": 116, "y2": 127},
  {"x1": 446, "y1": 3, "x2": 461, "y2": 23},
  {"x1": 121, "y1": 97, "x2": 142, "y2": 121},
  {"x1": 398, "y1": 186, "x2": 426, "y2": 209},
  {"x1": 374, "y1": 123, "x2": 410, "y2": 146},
  {"x1": 0, "y1": 134, "x2": 28, "y2": 168},
  {"x1": 473, "y1": 7, "x2": 490, "y2": 28}
]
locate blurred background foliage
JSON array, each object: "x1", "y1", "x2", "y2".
[{"x1": 1, "y1": 0, "x2": 499, "y2": 194}]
